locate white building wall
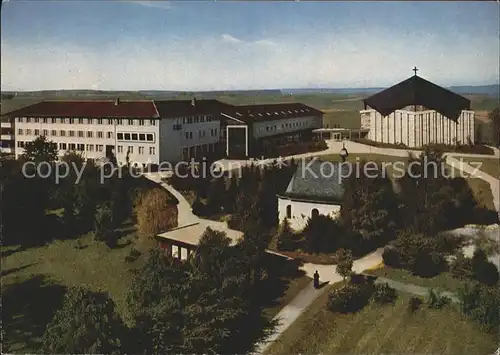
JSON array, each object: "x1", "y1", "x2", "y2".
[
  {"x1": 360, "y1": 109, "x2": 475, "y2": 148},
  {"x1": 278, "y1": 196, "x2": 341, "y2": 231},
  {"x1": 252, "y1": 115, "x2": 321, "y2": 139}
]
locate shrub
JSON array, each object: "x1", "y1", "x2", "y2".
[
  {"x1": 410, "y1": 252, "x2": 446, "y2": 278},
  {"x1": 125, "y1": 248, "x2": 142, "y2": 263},
  {"x1": 372, "y1": 282, "x2": 397, "y2": 305},
  {"x1": 135, "y1": 189, "x2": 178, "y2": 238},
  {"x1": 336, "y1": 249, "x2": 354, "y2": 281},
  {"x1": 473, "y1": 260, "x2": 500, "y2": 286},
  {"x1": 382, "y1": 247, "x2": 400, "y2": 268},
  {"x1": 426, "y1": 289, "x2": 451, "y2": 309},
  {"x1": 450, "y1": 254, "x2": 473, "y2": 279},
  {"x1": 277, "y1": 218, "x2": 299, "y2": 251},
  {"x1": 327, "y1": 283, "x2": 373, "y2": 313},
  {"x1": 459, "y1": 282, "x2": 500, "y2": 332},
  {"x1": 191, "y1": 196, "x2": 206, "y2": 216},
  {"x1": 407, "y1": 296, "x2": 423, "y2": 314}
]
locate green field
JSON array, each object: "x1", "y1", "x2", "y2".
[{"x1": 264, "y1": 283, "x2": 497, "y2": 355}]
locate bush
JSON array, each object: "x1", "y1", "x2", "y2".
[
  {"x1": 382, "y1": 247, "x2": 400, "y2": 268},
  {"x1": 426, "y1": 289, "x2": 451, "y2": 309},
  {"x1": 459, "y1": 282, "x2": 500, "y2": 332},
  {"x1": 410, "y1": 252, "x2": 446, "y2": 278},
  {"x1": 327, "y1": 282, "x2": 374, "y2": 313},
  {"x1": 407, "y1": 296, "x2": 423, "y2": 314},
  {"x1": 450, "y1": 254, "x2": 473, "y2": 279},
  {"x1": 473, "y1": 260, "x2": 500, "y2": 286},
  {"x1": 277, "y1": 218, "x2": 299, "y2": 251},
  {"x1": 372, "y1": 282, "x2": 397, "y2": 305},
  {"x1": 125, "y1": 248, "x2": 142, "y2": 263},
  {"x1": 191, "y1": 196, "x2": 206, "y2": 216}
]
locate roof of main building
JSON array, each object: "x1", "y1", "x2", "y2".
[
  {"x1": 153, "y1": 99, "x2": 231, "y2": 117},
  {"x1": 7, "y1": 100, "x2": 160, "y2": 118},
  {"x1": 363, "y1": 75, "x2": 471, "y2": 120},
  {"x1": 221, "y1": 102, "x2": 323, "y2": 123},
  {"x1": 281, "y1": 159, "x2": 351, "y2": 203}
]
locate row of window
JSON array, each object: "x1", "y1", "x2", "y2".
[
  {"x1": 17, "y1": 141, "x2": 156, "y2": 155},
  {"x1": 235, "y1": 108, "x2": 313, "y2": 118},
  {"x1": 17, "y1": 117, "x2": 158, "y2": 126},
  {"x1": 18, "y1": 128, "x2": 114, "y2": 139},
  {"x1": 260, "y1": 120, "x2": 312, "y2": 133},
  {"x1": 185, "y1": 129, "x2": 218, "y2": 140},
  {"x1": 180, "y1": 115, "x2": 217, "y2": 124},
  {"x1": 117, "y1": 132, "x2": 155, "y2": 142}
]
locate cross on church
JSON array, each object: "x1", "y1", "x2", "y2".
[{"x1": 413, "y1": 66, "x2": 419, "y2": 76}]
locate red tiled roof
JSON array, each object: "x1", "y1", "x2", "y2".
[
  {"x1": 221, "y1": 102, "x2": 323, "y2": 123},
  {"x1": 8, "y1": 100, "x2": 160, "y2": 118}
]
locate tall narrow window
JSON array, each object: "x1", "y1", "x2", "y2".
[{"x1": 286, "y1": 205, "x2": 292, "y2": 219}]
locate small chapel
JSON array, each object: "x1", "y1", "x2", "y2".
[{"x1": 360, "y1": 68, "x2": 475, "y2": 148}]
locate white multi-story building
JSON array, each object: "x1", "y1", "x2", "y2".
[{"x1": 8, "y1": 98, "x2": 225, "y2": 166}]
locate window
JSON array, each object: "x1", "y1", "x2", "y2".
[
  {"x1": 59, "y1": 143, "x2": 67, "y2": 150},
  {"x1": 97, "y1": 145, "x2": 104, "y2": 152},
  {"x1": 18, "y1": 117, "x2": 24, "y2": 123},
  {"x1": 107, "y1": 119, "x2": 112, "y2": 125},
  {"x1": 97, "y1": 131, "x2": 103, "y2": 138},
  {"x1": 107, "y1": 132, "x2": 113, "y2": 139},
  {"x1": 185, "y1": 132, "x2": 189, "y2": 139},
  {"x1": 139, "y1": 146, "x2": 144, "y2": 154},
  {"x1": 117, "y1": 145, "x2": 123, "y2": 153},
  {"x1": 68, "y1": 130, "x2": 74, "y2": 137},
  {"x1": 86, "y1": 144, "x2": 94, "y2": 152},
  {"x1": 78, "y1": 118, "x2": 84, "y2": 124},
  {"x1": 139, "y1": 133, "x2": 146, "y2": 141},
  {"x1": 146, "y1": 134, "x2": 154, "y2": 142},
  {"x1": 17, "y1": 141, "x2": 24, "y2": 148},
  {"x1": 42, "y1": 118, "x2": 47, "y2": 123},
  {"x1": 97, "y1": 119, "x2": 103, "y2": 125},
  {"x1": 87, "y1": 131, "x2": 93, "y2": 138},
  {"x1": 128, "y1": 119, "x2": 133, "y2": 126},
  {"x1": 117, "y1": 133, "x2": 124, "y2": 140},
  {"x1": 34, "y1": 129, "x2": 40, "y2": 136},
  {"x1": 68, "y1": 143, "x2": 76, "y2": 150},
  {"x1": 286, "y1": 205, "x2": 292, "y2": 219},
  {"x1": 128, "y1": 146, "x2": 134, "y2": 154},
  {"x1": 124, "y1": 133, "x2": 131, "y2": 140},
  {"x1": 138, "y1": 120, "x2": 144, "y2": 126},
  {"x1": 51, "y1": 130, "x2": 57, "y2": 136},
  {"x1": 150, "y1": 119, "x2": 156, "y2": 126},
  {"x1": 311, "y1": 208, "x2": 319, "y2": 219},
  {"x1": 18, "y1": 129, "x2": 23, "y2": 135},
  {"x1": 87, "y1": 119, "x2": 93, "y2": 124},
  {"x1": 117, "y1": 119, "x2": 123, "y2": 125},
  {"x1": 26, "y1": 117, "x2": 32, "y2": 123},
  {"x1": 77, "y1": 144, "x2": 84, "y2": 151},
  {"x1": 69, "y1": 118, "x2": 74, "y2": 124},
  {"x1": 78, "y1": 131, "x2": 84, "y2": 138},
  {"x1": 183, "y1": 118, "x2": 186, "y2": 124},
  {"x1": 60, "y1": 130, "x2": 66, "y2": 137},
  {"x1": 26, "y1": 129, "x2": 32, "y2": 135},
  {"x1": 149, "y1": 147, "x2": 155, "y2": 155},
  {"x1": 35, "y1": 118, "x2": 40, "y2": 123},
  {"x1": 131, "y1": 133, "x2": 138, "y2": 141}
]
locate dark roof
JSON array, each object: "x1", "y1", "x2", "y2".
[
  {"x1": 153, "y1": 99, "x2": 231, "y2": 118},
  {"x1": 363, "y1": 75, "x2": 471, "y2": 120},
  {"x1": 282, "y1": 159, "x2": 351, "y2": 203},
  {"x1": 7, "y1": 100, "x2": 159, "y2": 118},
  {"x1": 221, "y1": 103, "x2": 323, "y2": 123}
]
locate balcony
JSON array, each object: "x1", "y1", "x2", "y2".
[
  {"x1": 1, "y1": 121, "x2": 13, "y2": 128},
  {"x1": 1, "y1": 134, "x2": 14, "y2": 141}
]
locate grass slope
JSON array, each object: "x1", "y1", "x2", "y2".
[{"x1": 265, "y1": 284, "x2": 497, "y2": 355}]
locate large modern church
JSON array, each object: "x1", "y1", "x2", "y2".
[{"x1": 360, "y1": 68, "x2": 475, "y2": 148}]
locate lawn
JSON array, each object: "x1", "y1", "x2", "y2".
[
  {"x1": 461, "y1": 157, "x2": 499, "y2": 178},
  {"x1": 263, "y1": 274, "x2": 312, "y2": 320},
  {"x1": 2, "y1": 224, "x2": 155, "y2": 353},
  {"x1": 264, "y1": 283, "x2": 497, "y2": 355},
  {"x1": 364, "y1": 266, "x2": 467, "y2": 294}
]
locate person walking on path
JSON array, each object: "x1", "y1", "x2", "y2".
[{"x1": 313, "y1": 270, "x2": 320, "y2": 289}]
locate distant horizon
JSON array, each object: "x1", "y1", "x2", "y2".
[{"x1": 1, "y1": 1, "x2": 498, "y2": 91}]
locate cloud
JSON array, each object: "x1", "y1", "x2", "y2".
[
  {"x1": 122, "y1": 1, "x2": 173, "y2": 11},
  {"x1": 1, "y1": 32, "x2": 498, "y2": 91},
  {"x1": 221, "y1": 34, "x2": 243, "y2": 44}
]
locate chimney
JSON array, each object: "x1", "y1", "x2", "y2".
[
  {"x1": 191, "y1": 97, "x2": 196, "y2": 107},
  {"x1": 114, "y1": 97, "x2": 120, "y2": 106}
]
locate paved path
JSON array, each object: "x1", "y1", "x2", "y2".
[
  {"x1": 372, "y1": 276, "x2": 459, "y2": 303},
  {"x1": 254, "y1": 248, "x2": 384, "y2": 355}
]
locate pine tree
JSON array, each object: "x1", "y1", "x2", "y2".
[{"x1": 277, "y1": 218, "x2": 298, "y2": 251}]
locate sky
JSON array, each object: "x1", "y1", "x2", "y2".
[{"x1": 1, "y1": 0, "x2": 499, "y2": 91}]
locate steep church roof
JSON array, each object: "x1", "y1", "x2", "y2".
[
  {"x1": 363, "y1": 74, "x2": 471, "y2": 120},
  {"x1": 281, "y1": 159, "x2": 351, "y2": 203}
]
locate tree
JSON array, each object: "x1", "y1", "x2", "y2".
[
  {"x1": 41, "y1": 287, "x2": 126, "y2": 354},
  {"x1": 94, "y1": 204, "x2": 116, "y2": 246},
  {"x1": 224, "y1": 174, "x2": 239, "y2": 212},
  {"x1": 135, "y1": 188, "x2": 178, "y2": 238},
  {"x1": 302, "y1": 214, "x2": 340, "y2": 253},
  {"x1": 22, "y1": 135, "x2": 58, "y2": 164},
  {"x1": 336, "y1": 248, "x2": 354, "y2": 280},
  {"x1": 488, "y1": 107, "x2": 500, "y2": 146},
  {"x1": 206, "y1": 176, "x2": 226, "y2": 214},
  {"x1": 277, "y1": 218, "x2": 298, "y2": 251}
]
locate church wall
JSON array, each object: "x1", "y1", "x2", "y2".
[{"x1": 277, "y1": 196, "x2": 341, "y2": 231}]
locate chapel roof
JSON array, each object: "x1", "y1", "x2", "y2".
[
  {"x1": 363, "y1": 74, "x2": 471, "y2": 120},
  {"x1": 282, "y1": 159, "x2": 351, "y2": 203}
]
